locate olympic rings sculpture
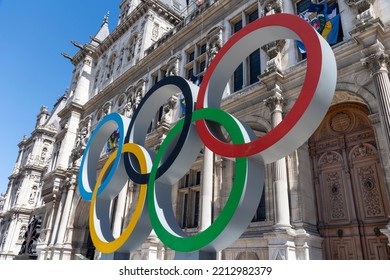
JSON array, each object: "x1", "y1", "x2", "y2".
[{"x1": 79, "y1": 14, "x2": 337, "y2": 254}]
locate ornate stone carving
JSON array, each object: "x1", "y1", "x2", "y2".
[
  {"x1": 152, "y1": 22, "x2": 159, "y2": 40},
  {"x1": 123, "y1": 100, "x2": 134, "y2": 118},
  {"x1": 264, "y1": 90, "x2": 286, "y2": 113},
  {"x1": 159, "y1": 96, "x2": 178, "y2": 129},
  {"x1": 346, "y1": 0, "x2": 375, "y2": 23},
  {"x1": 261, "y1": 40, "x2": 285, "y2": 73},
  {"x1": 18, "y1": 226, "x2": 26, "y2": 241},
  {"x1": 362, "y1": 50, "x2": 390, "y2": 74},
  {"x1": 260, "y1": 0, "x2": 283, "y2": 16},
  {"x1": 357, "y1": 166, "x2": 384, "y2": 217},
  {"x1": 73, "y1": 117, "x2": 91, "y2": 156},
  {"x1": 207, "y1": 37, "x2": 221, "y2": 66}
]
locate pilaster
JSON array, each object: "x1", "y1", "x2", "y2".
[
  {"x1": 362, "y1": 48, "x2": 390, "y2": 156},
  {"x1": 264, "y1": 89, "x2": 291, "y2": 230}
]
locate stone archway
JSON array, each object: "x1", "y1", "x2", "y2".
[{"x1": 309, "y1": 102, "x2": 390, "y2": 259}]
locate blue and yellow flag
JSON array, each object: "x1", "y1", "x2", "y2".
[
  {"x1": 297, "y1": 2, "x2": 340, "y2": 53},
  {"x1": 106, "y1": 128, "x2": 120, "y2": 152}
]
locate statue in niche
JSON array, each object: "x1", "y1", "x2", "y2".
[
  {"x1": 40, "y1": 148, "x2": 47, "y2": 162},
  {"x1": 135, "y1": 91, "x2": 142, "y2": 108},
  {"x1": 28, "y1": 187, "x2": 37, "y2": 204},
  {"x1": 75, "y1": 126, "x2": 89, "y2": 149},
  {"x1": 207, "y1": 39, "x2": 221, "y2": 66},
  {"x1": 167, "y1": 67, "x2": 177, "y2": 76},
  {"x1": 161, "y1": 97, "x2": 177, "y2": 127},
  {"x1": 18, "y1": 226, "x2": 26, "y2": 240},
  {"x1": 124, "y1": 101, "x2": 134, "y2": 118}
]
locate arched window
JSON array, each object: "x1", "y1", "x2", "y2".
[
  {"x1": 127, "y1": 35, "x2": 138, "y2": 62},
  {"x1": 106, "y1": 54, "x2": 116, "y2": 79}
]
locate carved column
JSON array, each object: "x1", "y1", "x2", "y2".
[
  {"x1": 362, "y1": 50, "x2": 390, "y2": 153},
  {"x1": 265, "y1": 90, "x2": 291, "y2": 229}
]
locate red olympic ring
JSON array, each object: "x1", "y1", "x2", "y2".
[{"x1": 196, "y1": 13, "x2": 336, "y2": 163}]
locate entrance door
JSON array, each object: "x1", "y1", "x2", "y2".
[{"x1": 309, "y1": 103, "x2": 390, "y2": 259}]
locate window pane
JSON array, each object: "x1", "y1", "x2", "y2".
[
  {"x1": 233, "y1": 20, "x2": 243, "y2": 92},
  {"x1": 234, "y1": 63, "x2": 243, "y2": 92},
  {"x1": 233, "y1": 20, "x2": 242, "y2": 33},
  {"x1": 249, "y1": 50, "x2": 260, "y2": 85},
  {"x1": 200, "y1": 44, "x2": 207, "y2": 55},
  {"x1": 188, "y1": 51, "x2": 195, "y2": 62},
  {"x1": 252, "y1": 186, "x2": 266, "y2": 222},
  {"x1": 182, "y1": 193, "x2": 188, "y2": 228},
  {"x1": 193, "y1": 191, "x2": 200, "y2": 228},
  {"x1": 248, "y1": 9, "x2": 258, "y2": 23},
  {"x1": 296, "y1": 0, "x2": 312, "y2": 14}
]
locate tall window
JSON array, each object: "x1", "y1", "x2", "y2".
[
  {"x1": 231, "y1": 7, "x2": 261, "y2": 92},
  {"x1": 106, "y1": 54, "x2": 116, "y2": 79},
  {"x1": 185, "y1": 40, "x2": 206, "y2": 86},
  {"x1": 178, "y1": 170, "x2": 201, "y2": 229},
  {"x1": 127, "y1": 35, "x2": 137, "y2": 62},
  {"x1": 252, "y1": 186, "x2": 266, "y2": 222},
  {"x1": 248, "y1": 10, "x2": 261, "y2": 85},
  {"x1": 233, "y1": 20, "x2": 243, "y2": 92}
]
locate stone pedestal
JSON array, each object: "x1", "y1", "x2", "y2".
[{"x1": 264, "y1": 228, "x2": 323, "y2": 260}]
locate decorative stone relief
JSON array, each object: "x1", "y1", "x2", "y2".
[
  {"x1": 152, "y1": 22, "x2": 159, "y2": 40},
  {"x1": 264, "y1": 90, "x2": 286, "y2": 113},
  {"x1": 18, "y1": 226, "x2": 26, "y2": 241},
  {"x1": 72, "y1": 116, "x2": 92, "y2": 163},
  {"x1": 260, "y1": 0, "x2": 283, "y2": 16},
  {"x1": 123, "y1": 100, "x2": 134, "y2": 118},
  {"x1": 346, "y1": 0, "x2": 376, "y2": 24},
  {"x1": 159, "y1": 96, "x2": 178, "y2": 129},
  {"x1": 362, "y1": 50, "x2": 390, "y2": 74},
  {"x1": 207, "y1": 36, "x2": 222, "y2": 66},
  {"x1": 261, "y1": 40, "x2": 285, "y2": 73}
]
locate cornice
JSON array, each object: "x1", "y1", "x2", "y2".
[{"x1": 57, "y1": 101, "x2": 84, "y2": 119}]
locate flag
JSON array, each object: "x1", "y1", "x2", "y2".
[
  {"x1": 106, "y1": 128, "x2": 119, "y2": 151},
  {"x1": 188, "y1": 73, "x2": 201, "y2": 86},
  {"x1": 321, "y1": 3, "x2": 340, "y2": 45},
  {"x1": 180, "y1": 97, "x2": 186, "y2": 115},
  {"x1": 297, "y1": 1, "x2": 340, "y2": 53}
]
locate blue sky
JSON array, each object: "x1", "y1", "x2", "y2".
[{"x1": 0, "y1": 1, "x2": 120, "y2": 194}]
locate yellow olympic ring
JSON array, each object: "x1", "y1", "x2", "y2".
[{"x1": 89, "y1": 143, "x2": 151, "y2": 253}]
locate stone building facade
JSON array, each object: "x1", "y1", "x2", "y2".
[{"x1": 1, "y1": 0, "x2": 390, "y2": 260}]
